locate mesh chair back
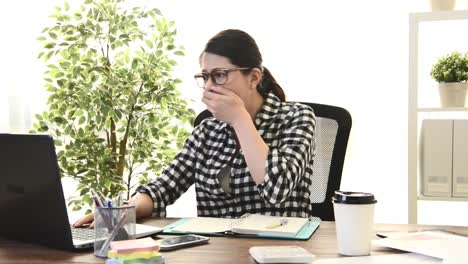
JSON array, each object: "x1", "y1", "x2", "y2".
[
  {"x1": 299, "y1": 102, "x2": 351, "y2": 221},
  {"x1": 193, "y1": 102, "x2": 351, "y2": 221}
]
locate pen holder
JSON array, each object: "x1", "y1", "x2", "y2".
[{"x1": 94, "y1": 205, "x2": 136, "y2": 258}]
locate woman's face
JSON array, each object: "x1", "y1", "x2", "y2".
[{"x1": 199, "y1": 52, "x2": 255, "y2": 101}]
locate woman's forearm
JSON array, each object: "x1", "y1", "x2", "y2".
[
  {"x1": 132, "y1": 192, "x2": 154, "y2": 219},
  {"x1": 232, "y1": 111, "x2": 269, "y2": 185}
]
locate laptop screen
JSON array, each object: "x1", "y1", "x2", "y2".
[{"x1": 0, "y1": 134, "x2": 75, "y2": 250}]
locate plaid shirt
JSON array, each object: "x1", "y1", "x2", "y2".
[{"x1": 136, "y1": 92, "x2": 316, "y2": 218}]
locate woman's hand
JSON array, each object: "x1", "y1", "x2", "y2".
[
  {"x1": 202, "y1": 86, "x2": 249, "y2": 126},
  {"x1": 73, "y1": 213, "x2": 94, "y2": 228},
  {"x1": 72, "y1": 192, "x2": 154, "y2": 228}
]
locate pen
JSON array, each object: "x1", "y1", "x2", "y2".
[
  {"x1": 116, "y1": 192, "x2": 123, "y2": 207},
  {"x1": 91, "y1": 189, "x2": 105, "y2": 207},
  {"x1": 97, "y1": 191, "x2": 108, "y2": 207},
  {"x1": 265, "y1": 219, "x2": 288, "y2": 229},
  {"x1": 90, "y1": 189, "x2": 114, "y2": 232}
]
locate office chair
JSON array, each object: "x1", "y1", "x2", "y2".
[{"x1": 193, "y1": 102, "x2": 352, "y2": 221}]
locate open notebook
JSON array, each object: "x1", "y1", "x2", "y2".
[{"x1": 163, "y1": 214, "x2": 320, "y2": 240}]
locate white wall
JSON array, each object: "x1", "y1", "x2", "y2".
[
  {"x1": 149, "y1": 0, "x2": 415, "y2": 223},
  {"x1": 2, "y1": 0, "x2": 468, "y2": 225}
]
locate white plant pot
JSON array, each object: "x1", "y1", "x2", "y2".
[
  {"x1": 438, "y1": 82, "x2": 468, "y2": 107},
  {"x1": 430, "y1": 0, "x2": 456, "y2": 11}
]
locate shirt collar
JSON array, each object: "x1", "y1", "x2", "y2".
[{"x1": 254, "y1": 92, "x2": 281, "y2": 128}]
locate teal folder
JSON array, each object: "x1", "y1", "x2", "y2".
[{"x1": 163, "y1": 217, "x2": 320, "y2": 241}]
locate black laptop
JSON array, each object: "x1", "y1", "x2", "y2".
[{"x1": 0, "y1": 134, "x2": 162, "y2": 250}]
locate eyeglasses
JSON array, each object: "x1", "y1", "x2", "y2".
[{"x1": 194, "y1": 67, "x2": 251, "y2": 88}]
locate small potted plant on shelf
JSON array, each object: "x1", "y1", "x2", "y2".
[
  {"x1": 430, "y1": 0, "x2": 456, "y2": 11},
  {"x1": 431, "y1": 51, "x2": 468, "y2": 107}
]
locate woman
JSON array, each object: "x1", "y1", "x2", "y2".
[{"x1": 74, "y1": 29, "x2": 315, "y2": 227}]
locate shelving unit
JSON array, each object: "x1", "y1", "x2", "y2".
[{"x1": 408, "y1": 10, "x2": 468, "y2": 224}]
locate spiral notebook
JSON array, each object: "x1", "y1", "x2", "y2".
[{"x1": 163, "y1": 214, "x2": 320, "y2": 240}]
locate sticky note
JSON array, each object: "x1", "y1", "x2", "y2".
[{"x1": 110, "y1": 237, "x2": 160, "y2": 254}]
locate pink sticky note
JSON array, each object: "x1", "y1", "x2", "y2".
[{"x1": 110, "y1": 237, "x2": 159, "y2": 253}]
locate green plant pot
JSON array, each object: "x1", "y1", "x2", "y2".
[{"x1": 438, "y1": 82, "x2": 468, "y2": 107}]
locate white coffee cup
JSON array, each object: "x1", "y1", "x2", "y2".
[{"x1": 333, "y1": 191, "x2": 377, "y2": 256}]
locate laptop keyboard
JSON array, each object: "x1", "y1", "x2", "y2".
[{"x1": 70, "y1": 225, "x2": 97, "y2": 241}]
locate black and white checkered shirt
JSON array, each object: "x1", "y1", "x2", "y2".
[{"x1": 136, "y1": 92, "x2": 316, "y2": 218}]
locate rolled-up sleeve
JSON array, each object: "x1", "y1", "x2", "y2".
[
  {"x1": 135, "y1": 126, "x2": 203, "y2": 217},
  {"x1": 257, "y1": 107, "x2": 315, "y2": 204}
]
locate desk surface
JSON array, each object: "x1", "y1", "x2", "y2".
[{"x1": 1, "y1": 219, "x2": 467, "y2": 264}]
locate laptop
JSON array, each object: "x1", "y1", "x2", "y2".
[{"x1": 0, "y1": 134, "x2": 163, "y2": 250}]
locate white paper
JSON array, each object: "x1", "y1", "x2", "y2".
[
  {"x1": 314, "y1": 253, "x2": 441, "y2": 264},
  {"x1": 373, "y1": 230, "x2": 468, "y2": 260},
  {"x1": 172, "y1": 217, "x2": 234, "y2": 233}
]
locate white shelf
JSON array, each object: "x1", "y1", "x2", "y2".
[
  {"x1": 417, "y1": 107, "x2": 468, "y2": 112},
  {"x1": 408, "y1": 11, "x2": 468, "y2": 224},
  {"x1": 418, "y1": 195, "x2": 468, "y2": 202},
  {"x1": 411, "y1": 10, "x2": 468, "y2": 22}
]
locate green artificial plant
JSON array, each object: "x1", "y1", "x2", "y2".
[
  {"x1": 32, "y1": 0, "x2": 194, "y2": 213},
  {"x1": 431, "y1": 51, "x2": 468, "y2": 83}
]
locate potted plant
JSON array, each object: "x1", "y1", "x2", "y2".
[
  {"x1": 430, "y1": 0, "x2": 456, "y2": 11},
  {"x1": 32, "y1": 0, "x2": 195, "y2": 213},
  {"x1": 431, "y1": 51, "x2": 468, "y2": 107}
]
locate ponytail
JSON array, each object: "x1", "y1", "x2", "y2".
[{"x1": 258, "y1": 67, "x2": 286, "y2": 102}]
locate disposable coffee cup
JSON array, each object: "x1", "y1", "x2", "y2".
[{"x1": 333, "y1": 191, "x2": 377, "y2": 256}]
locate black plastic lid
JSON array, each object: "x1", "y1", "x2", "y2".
[{"x1": 332, "y1": 191, "x2": 377, "y2": 204}]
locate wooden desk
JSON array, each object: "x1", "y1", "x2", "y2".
[{"x1": 1, "y1": 219, "x2": 467, "y2": 264}]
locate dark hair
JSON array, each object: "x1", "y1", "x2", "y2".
[{"x1": 202, "y1": 29, "x2": 285, "y2": 102}]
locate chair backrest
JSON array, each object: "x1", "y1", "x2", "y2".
[
  {"x1": 193, "y1": 102, "x2": 352, "y2": 221},
  {"x1": 301, "y1": 102, "x2": 351, "y2": 221}
]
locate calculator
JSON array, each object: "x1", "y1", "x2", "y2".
[{"x1": 249, "y1": 246, "x2": 316, "y2": 263}]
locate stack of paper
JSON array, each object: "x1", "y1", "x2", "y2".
[
  {"x1": 373, "y1": 230, "x2": 468, "y2": 260},
  {"x1": 313, "y1": 253, "x2": 440, "y2": 264},
  {"x1": 105, "y1": 237, "x2": 164, "y2": 264}
]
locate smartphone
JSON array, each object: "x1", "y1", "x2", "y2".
[{"x1": 159, "y1": 234, "x2": 210, "y2": 251}]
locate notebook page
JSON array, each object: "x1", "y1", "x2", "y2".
[
  {"x1": 232, "y1": 215, "x2": 309, "y2": 236},
  {"x1": 171, "y1": 217, "x2": 236, "y2": 233}
]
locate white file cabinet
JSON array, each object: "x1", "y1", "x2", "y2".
[
  {"x1": 420, "y1": 120, "x2": 468, "y2": 198},
  {"x1": 420, "y1": 120, "x2": 452, "y2": 197},
  {"x1": 453, "y1": 120, "x2": 468, "y2": 197}
]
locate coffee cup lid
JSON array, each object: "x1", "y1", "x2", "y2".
[{"x1": 332, "y1": 191, "x2": 377, "y2": 204}]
